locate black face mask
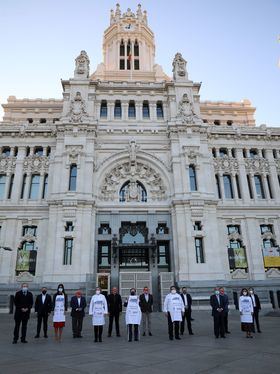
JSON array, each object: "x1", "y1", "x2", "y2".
[
  {"x1": 130, "y1": 291, "x2": 135, "y2": 296},
  {"x1": 42, "y1": 290, "x2": 47, "y2": 295}
]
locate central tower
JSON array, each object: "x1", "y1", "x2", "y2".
[{"x1": 91, "y1": 3, "x2": 168, "y2": 82}]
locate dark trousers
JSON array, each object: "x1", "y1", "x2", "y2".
[
  {"x1": 128, "y1": 324, "x2": 139, "y2": 341},
  {"x1": 72, "y1": 315, "x2": 84, "y2": 337},
  {"x1": 108, "y1": 313, "x2": 120, "y2": 335},
  {"x1": 180, "y1": 308, "x2": 192, "y2": 334},
  {"x1": 253, "y1": 308, "x2": 261, "y2": 332},
  {"x1": 37, "y1": 313, "x2": 49, "y2": 336},
  {"x1": 94, "y1": 326, "x2": 103, "y2": 341},
  {"x1": 14, "y1": 316, "x2": 28, "y2": 341},
  {"x1": 167, "y1": 312, "x2": 180, "y2": 339},
  {"x1": 224, "y1": 312, "x2": 229, "y2": 332},
  {"x1": 213, "y1": 312, "x2": 225, "y2": 337}
]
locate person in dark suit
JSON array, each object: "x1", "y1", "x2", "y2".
[
  {"x1": 107, "y1": 287, "x2": 122, "y2": 337},
  {"x1": 180, "y1": 287, "x2": 194, "y2": 335},
  {"x1": 70, "y1": 290, "x2": 87, "y2": 338},
  {"x1": 219, "y1": 287, "x2": 230, "y2": 334},
  {"x1": 249, "y1": 288, "x2": 262, "y2": 333},
  {"x1": 139, "y1": 286, "x2": 153, "y2": 336},
  {"x1": 210, "y1": 287, "x2": 226, "y2": 338},
  {"x1": 13, "y1": 283, "x2": 33, "y2": 344},
  {"x1": 34, "y1": 287, "x2": 52, "y2": 338}
]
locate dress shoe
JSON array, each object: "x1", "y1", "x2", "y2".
[
  {"x1": 220, "y1": 336, "x2": 226, "y2": 338},
  {"x1": 149, "y1": 332, "x2": 152, "y2": 336},
  {"x1": 226, "y1": 331, "x2": 231, "y2": 334},
  {"x1": 107, "y1": 334, "x2": 111, "y2": 337},
  {"x1": 73, "y1": 336, "x2": 77, "y2": 338},
  {"x1": 189, "y1": 332, "x2": 194, "y2": 335},
  {"x1": 128, "y1": 339, "x2": 132, "y2": 342},
  {"x1": 257, "y1": 330, "x2": 262, "y2": 333},
  {"x1": 34, "y1": 335, "x2": 40, "y2": 338},
  {"x1": 44, "y1": 334, "x2": 48, "y2": 338},
  {"x1": 12, "y1": 340, "x2": 17, "y2": 344},
  {"x1": 78, "y1": 335, "x2": 83, "y2": 338},
  {"x1": 99, "y1": 338, "x2": 102, "y2": 342},
  {"x1": 94, "y1": 339, "x2": 98, "y2": 342},
  {"x1": 175, "y1": 336, "x2": 181, "y2": 340},
  {"x1": 21, "y1": 340, "x2": 28, "y2": 343},
  {"x1": 215, "y1": 336, "x2": 219, "y2": 339},
  {"x1": 142, "y1": 332, "x2": 146, "y2": 336},
  {"x1": 117, "y1": 334, "x2": 121, "y2": 337},
  {"x1": 169, "y1": 337, "x2": 173, "y2": 340},
  {"x1": 134, "y1": 337, "x2": 138, "y2": 341}
]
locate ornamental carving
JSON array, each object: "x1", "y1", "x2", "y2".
[
  {"x1": 228, "y1": 232, "x2": 243, "y2": 242},
  {"x1": 69, "y1": 92, "x2": 88, "y2": 123},
  {"x1": 275, "y1": 159, "x2": 280, "y2": 172},
  {"x1": 65, "y1": 145, "x2": 83, "y2": 166},
  {"x1": 100, "y1": 162, "x2": 166, "y2": 201},
  {"x1": 213, "y1": 157, "x2": 239, "y2": 173},
  {"x1": 0, "y1": 156, "x2": 16, "y2": 173},
  {"x1": 23, "y1": 155, "x2": 49, "y2": 173},
  {"x1": 74, "y1": 50, "x2": 90, "y2": 78},
  {"x1": 244, "y1": 158, "x2": 270, "y2": 174},
  {"x1": 172, "y1": 52, "x2": 187, "y2": 80},
  {"x1": 261, "y1": 231, "x2": 276, "y2": 241},
  {"x1": 177, "y1": 93, "x2": 201, "y2": 125}
]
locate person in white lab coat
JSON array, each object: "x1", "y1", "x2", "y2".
[
  {"x1": 163, "y1": 286, "x2": 185, "y2": 340},
  {"x1": 239, "y1": 288, "x2": 254, "y2": 338},
  {"x1": 124, "y1": 288, "x2": 142, "y2": 342},
  {"x1": 89, "y1": 287, "x2": 108, "y2": 342}
]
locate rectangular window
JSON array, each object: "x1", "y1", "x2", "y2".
[
  {"x1": 266, "y1": 175, "x2": 273, "y2": 199},
  {"x1": 42, "y1": 174, "x2": 48, "y2": 199},
  {"x1": 0, "y1": 174, "x2": 6, "y2": 199},
  {"x1": 215, "y1": 175, "x2": 221, "y2": 199},
  {"x1": 260, "y1": 224, "x2": 273, "y2": 234},
  {"x1": 189, "y1": 165, "x2": 197, "y2": 191},
  {"x1": 157, "y1": 241, "x2": 170, "y2": 269},
  {"x1": 142, "y1": 101, "x2": 150, "y2": 119},
  {"x1": 22, "y1": 225, "x2": 37, "y2": 237},
  {"x1": 29, "y1": 174, "x2": 40, "y2": 199},
  {"x1": 63, "y1": 238, "x2": 73, "y2": 265},
  {"x1": 98, "y1": 241, "x2": 111, "y2": 269},
  {"x1": 194, "y1": 221, "x2": 202, "y2": 231},
  {"x1": 235, "y1": 175, "x2": 242, "y2": 199},
  {"x1": 69, "y1": 164, "x2": 77, "y2": 191},
  {"x1": 8, "y1": 174, "x2": 14, "y2": 199},
  {"x1": 156, "y1": 102, "x2": 164, "y2": 119},
  {"x1": 21, "y1": 174, "x2": 27, "y2": 199},
  {"x1": 100, "y1": 101, "x2": 107, "y2": 118},
  {"x1": 65, "y1": 221, "x2": 74, "y2": 232},
  {"x1": 254, "y1": 175, "x2": 265, "y2": 199},
  {"x1": 114, "y1": 101, "x2": 122, "y2": 118},
  {"x1": 128, "y1": 101, "x2": 136, "y2": 118},
  {"x1": 227, "y1": 225, "x2": 240, "y2": 235},
  {"x1": 228, "y1": 241, "x2": 247, "y2": 271},
  {"x1": 195, "y1": 238, "x2": 205, "y2": 263},
  {"x1": 134, "y1": 59, "x2": 140, "y2": 70},
  {"x1": 247, "y1": 175, "x2": 253, "y2": 199},
  {"x1": 120, "y1": 59, "x2": 125, "y2": 70},
  {"x1": 223, "y1": 174, "x2": 234, "y2": 199}
]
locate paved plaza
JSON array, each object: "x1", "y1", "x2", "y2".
[{"x1": 0, "y1": 310, "x2": 279, "y2": 374}]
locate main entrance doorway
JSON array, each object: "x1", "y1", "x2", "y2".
[{"x1": 119, "y1": 271, "x2": 152, "y2": 299}]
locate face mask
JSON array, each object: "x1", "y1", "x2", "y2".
[
  {"x1": 58, "y1": 288, "x2": 63, "y2": 292},
  {"x1": 130, "y1": 291, "x2": 135, "y2": 296},
  {"x1": 42, "y1": 290, "x2": 47, "y2": 295},
  {"x1": 171, "y1": 290, "x2": 176, "y2": 294},
  {"x1": 249, "y1": 290, "x2": 253, "y2": 294},
  {"x1": 183, "y1": 291, "x2": 186, "y2": 294},
  {"x1": 215, "y1": 291, "x2": 220, "y2": 295},
  {"x1": 22, "y1": 287, "x2": 28, "y2": 292},
  {"x1": 96, "y1": 290, "x2": 100, "y2": 295},
  {"x1": 243, "y1": 292, "x2": 247, "y2": 296}
]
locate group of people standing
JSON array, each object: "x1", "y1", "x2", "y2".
[
  {"x1": 210, "y1": 286, "x2": 262, "y2": 339},
  {"x1": 12, "y1": 282, "x2": 261, "y2": 344}
]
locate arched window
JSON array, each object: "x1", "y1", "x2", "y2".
[
  {"x1": 120, "y1": 39, "x2": 125, "y2": 56},
  {"x1": 156, "y1": 101, "x2": 164, "y2": 119},
  {"x1": 114, "y1": 100, "x2": 122, "y2": 118},
  {"x1": 120, "y1": 39, "x2": 125, "y2": 70},
  {"x1": 100, "y1": 100, "x2": 107, "y2": 118},
  {"x1": 142, "y1": 101, "x2": 150, "y2": 119},
  {"x1": 128, "y1": 100, "x2": 136, "y2": 118},
  {"x1": 134, "y1": 40, "x2": 140, "y2": 70},
  {"x1": 223, "y1": 174, "x2": 234, "y2": 199},
  {"x1": 29, "y1": 174, "x2": 40, "y2": 199},
  {"x1": 189, "y1": 165, "x2": 197, "y2": 191},
  {"x1": 119, "y1": 180, "x2": 147, "y2": 202},
  {"x1": 69, "y1": 164, "x2": 77, "y2": 191},
  {"x1": 127, "y1": 39, "x2": 131, "y2": 70}
]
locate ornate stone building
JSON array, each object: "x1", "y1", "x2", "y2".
[{"x1": 0, "y1": 4, "x2": 279, "y2": 309}]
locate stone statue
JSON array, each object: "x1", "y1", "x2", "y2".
[
  {"x1": 177, "y1": 93, "x2": 201, "y2": 124},
  {"x1": 172, "y1": 52, "x2": 188, "y2": 80},
  {"x1": 69, "y1": 92, "x2": 87, "y2": 123},
  {"x1": 74, "y1": 50, "x2": 90, "y2": 78}
]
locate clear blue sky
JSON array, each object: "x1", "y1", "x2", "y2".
[{"x1": 0, "y1": 0, "x2": 279, "y2": 126}]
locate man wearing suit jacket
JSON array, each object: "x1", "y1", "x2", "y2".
[
  {"x1": 210, "y1": 287, "x2": 226, "y2": 338},
  {"x1": 13, "y1": 283, "x2": 33, "y2": 344},
  {"x1": 219, "y1": 287, "x2": 230, "y2": 334},
  {"x1": 70, "y1": 290, "x2": 87, "y2": 338},
  {"x1": 249, "y1": 288, "x2": 262, "y2": 333},
  {"x1": 139, "y1": 286, "x2": 153, "y2": 336},
  {"x1": 34, "y1": 287, "x2": 52, "y2": 338},
  {"x1": 180, "y1": 287, "x2": 194, "y2": 335},
  {"x1": 107, "y1": 287, "x2": 122, "y2": 337}
]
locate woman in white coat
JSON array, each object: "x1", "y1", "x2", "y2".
[
  {"x1": 89, "y1": 287, "x2": 108, "y2": 342},
  {"x1": 124, "y1": 288, "x2": 142, "y2": 342},
  {"x1": 239, "y1": 288, "x2": 254, "y2": 338},
  {"x1": 163, "y1": 285, "x2": 185, "y2": 340}
]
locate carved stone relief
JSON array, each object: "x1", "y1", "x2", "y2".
[
  {"x1": 213, "y1": 157, "x2": 239, "y2": 173},
  {"x1": 177, "y1": 93, "x2": 201, "y2": 125},
  {"x1": 0, "y1": 156, "x2": 16, "y2": 173},
  {"x1": 69, "y1": 92, "x2": 88, "y2": 123},
  {"x1": 244, "y1": 158, "x2": 270, "y2": 174},
  {"x1": 23, "y1": 156, "x2": 49, "y2": 173}
]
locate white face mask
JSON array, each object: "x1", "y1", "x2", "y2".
[
  {"x1": 171, "y1": 290, "x2": 176, "y2": 294},
  {"x1": 249, "y1": 290, "x2": 253, "y2": 294},
  {"x1": 243, "y1": 292, "x2": 247, "y2": 296},
  {"x1": 96, "y1": 290, "x2": 100, "y2": 295},
  {"x1": 22, "y1": 287, "x2": 28, "y2": 292},
  {"x1": 58, "y1": 288, "x2": 63, "y2": 292}
]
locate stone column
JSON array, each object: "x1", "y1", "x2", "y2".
[
  {"x1": 38, "y1": 172, "x2": 45, "y2": 201},
  {"x1": 107, "y1": 102, "x2": 114, "y2": 121},
  {"x1": 150, "y1": 102, "x2": 156, "y2": 121},
  {"x1": 231, "y1": 173, "x2": 238, "y2": 200},
  {"x1": 136, "y1": 102, "x2": 142, "y2": 121},
  {"x1": 122, "y1": 102, "x2": 129, "y2": 121},
  {"x1": 4, "y1": 172, "x2": 11, "y2": 200},
  {"x1": 219, "y1": 173, "x2": 225, "y2": 200},
  {"x1": 261, "y1": 174, "x2": 270, "y2": 199},
  {"x1": 249, "y1": 173, "x2": 257, "y2": 200}
]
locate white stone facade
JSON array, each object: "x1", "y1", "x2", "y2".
[{"x1": 0, "y1": 5, "x2": 279, "y2": 308}]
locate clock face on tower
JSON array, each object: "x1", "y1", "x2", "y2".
[{"x1": 123, "y1": 23, "x2": 134, "y2": 31}]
